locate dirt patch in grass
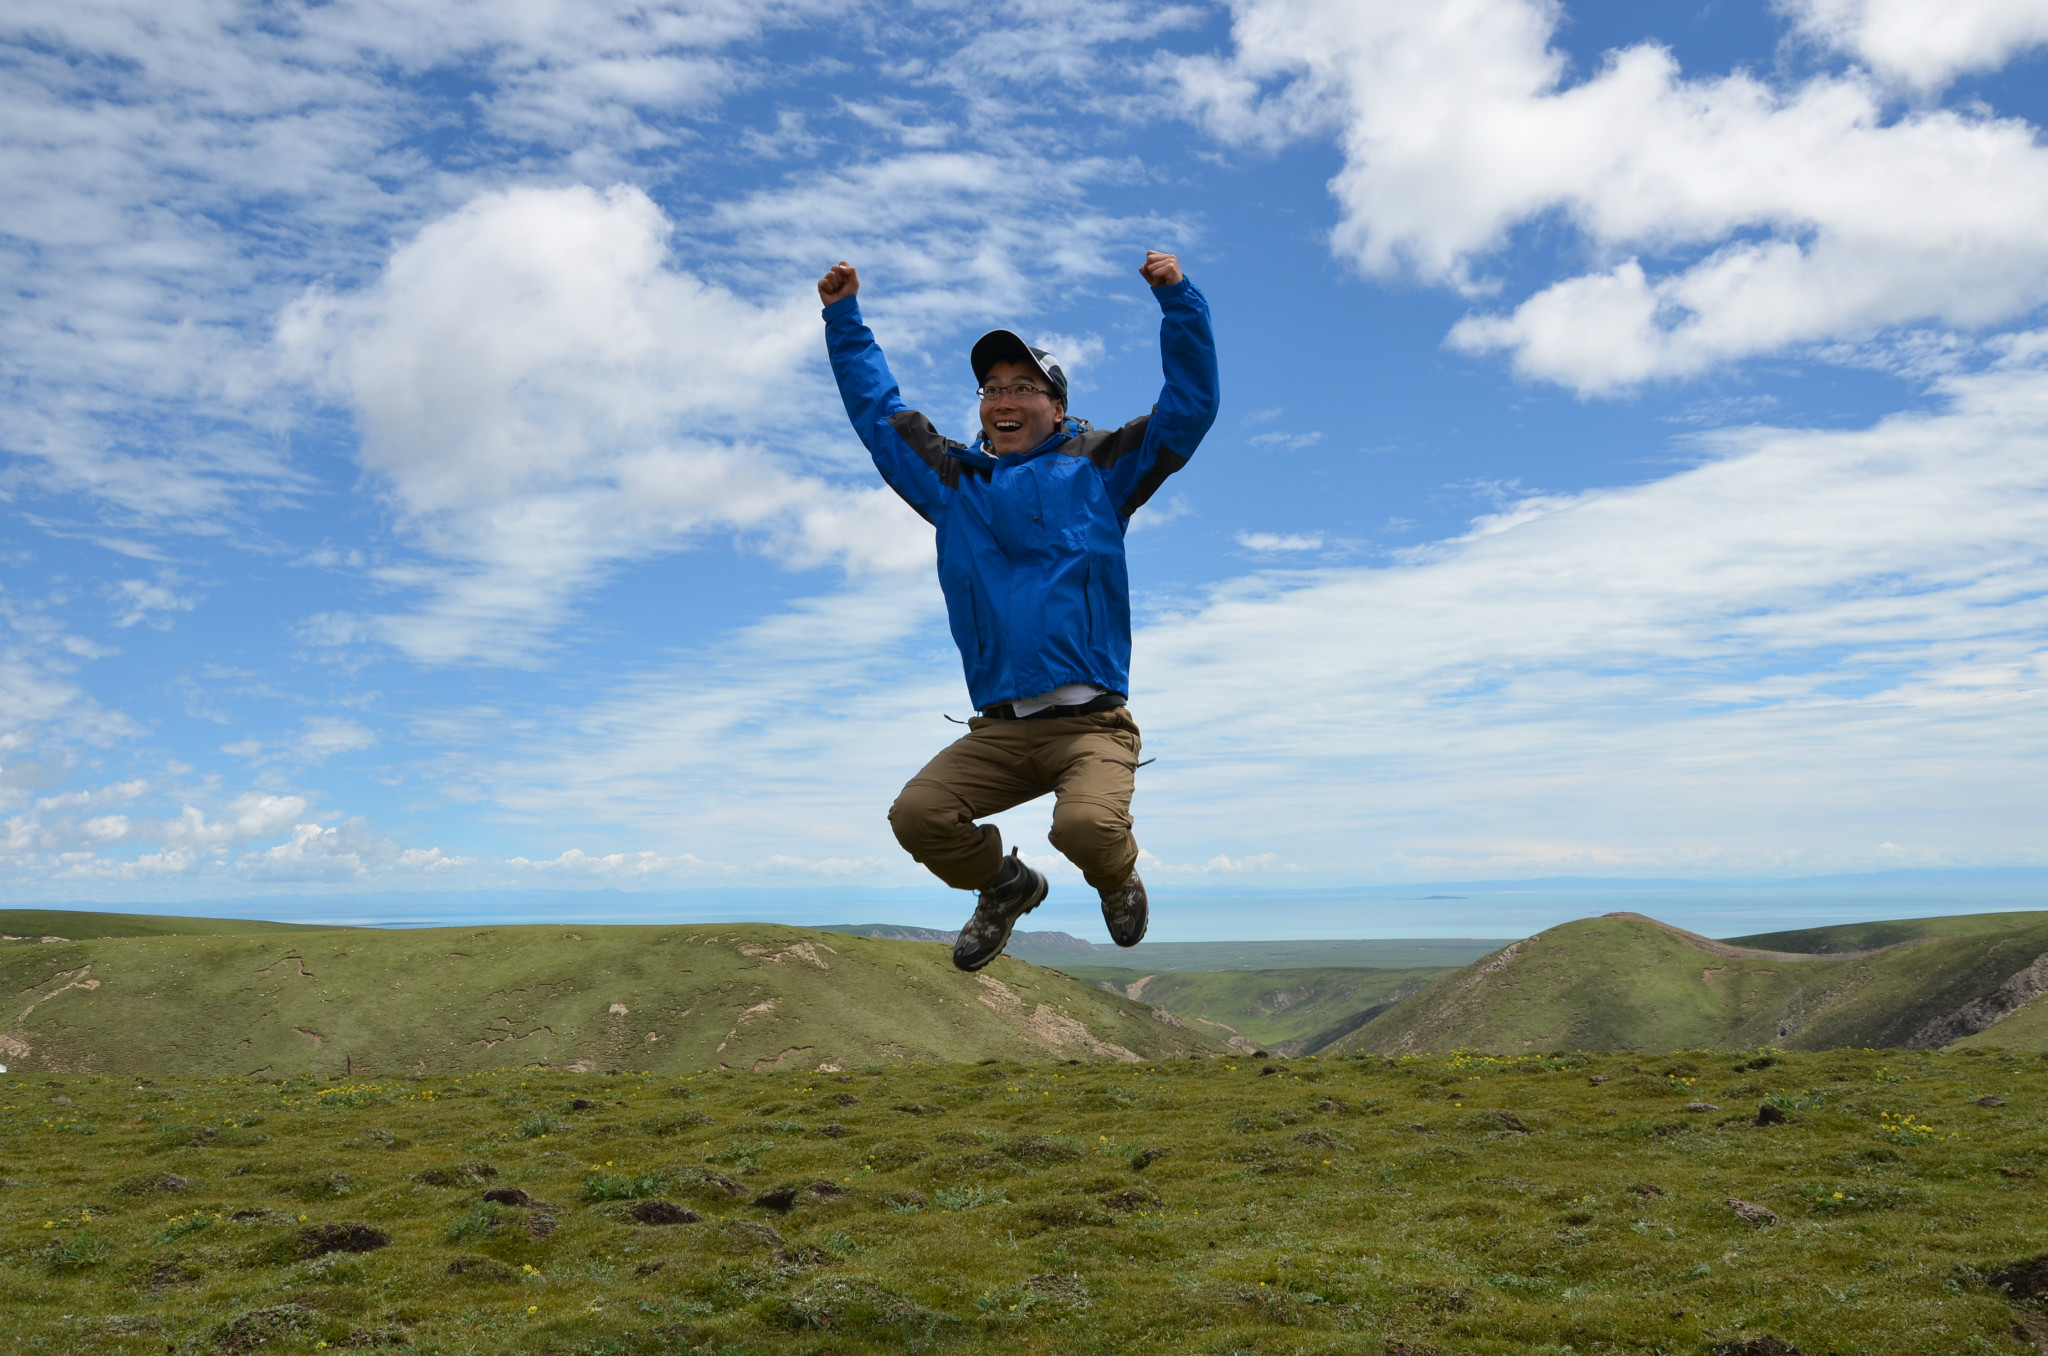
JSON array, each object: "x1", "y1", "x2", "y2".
[
  {"x1": 142, "y1": 1253, "x2": 203, "y2": 1291},
  {"x1": 292, "y1": 1222, "x2": 390, "y2": 1259},
  {"x1": 1985, "y1": 1254, "x2": 2048, "y2": 1305},
  {"x1": 629, "y1": 1199, "x2": 699, "y2": 1224}
]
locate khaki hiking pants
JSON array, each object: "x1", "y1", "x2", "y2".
[{"x1": 888, "y1": 707, "x2": 1143, "y2": 893}]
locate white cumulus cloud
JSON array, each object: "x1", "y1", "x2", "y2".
[
  {"x1": 238, "y1": 818, "x2": 474, "y2": 882},
  {"x1": 1783, "y1": 0, "x2": 2048, "y2": 91},
  {"x1": 282, "y1": 183, "x2": 931, "y2": 664},
  {"x1": 1179, "y1": 0, "x2": 2048, "y2": 392}
]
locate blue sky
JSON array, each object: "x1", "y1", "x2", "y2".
[{"x1": 4, "y1": 0, "x2": 2047, "y2": 934}]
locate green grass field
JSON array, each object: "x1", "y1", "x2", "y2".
[{"x1": 4, "y1": 1048, "x2": 2046, "y2": 1353}]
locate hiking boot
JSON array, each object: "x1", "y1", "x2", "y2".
[
  {"x1": 952, "y1": 849, "x2": 1048, "y2": 972},
  {"x1": 1099, "y1": 870, "x2": 1148, "y2": 947}
]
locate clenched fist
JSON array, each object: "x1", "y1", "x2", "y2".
[
  {"x1": 1139, "y1": 250, "x2": 1183, "y2": 287},
  {"x1": 818, "y1": 260, "x2": 860, "y2": 306}
]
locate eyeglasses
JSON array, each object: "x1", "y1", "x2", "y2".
[{"x1": 977, "y1": 382, "x2": 1051, "y2": 400}]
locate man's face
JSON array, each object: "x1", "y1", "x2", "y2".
[{"x1": 979, "y1": 358, "x2": 1064, "y2": 455}]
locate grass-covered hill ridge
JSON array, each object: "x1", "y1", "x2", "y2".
[
  {"x1": 1337, "y1": 910, "x2": 2048, "y2": 1056},
  {"x1": 0, "y1": 921, "x2": 1223, "y2": 1078}
]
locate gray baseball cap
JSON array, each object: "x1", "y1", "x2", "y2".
[{"x1": 970, "y1": 328, "x2": 1067, "y2": 403}]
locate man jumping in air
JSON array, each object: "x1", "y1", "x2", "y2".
[{"x1": 819, "y1": 251, "x2": 1218, "y2": 971}]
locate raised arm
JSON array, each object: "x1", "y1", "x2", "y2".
[
  {"x1": 1096, "y1": 251, "x2": 1219, "y2": 520},
  {"x1": 819, "y1": 261, "x2": 948, "y2": 523}
]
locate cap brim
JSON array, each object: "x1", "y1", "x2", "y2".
[{"x1": 970, "y1": 329, "x2": 1043, "y2": 385}]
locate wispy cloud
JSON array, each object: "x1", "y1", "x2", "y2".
[
  {"x1": 1235, "y1": 531, "x2": 1325, "y2": 552},
  {"x1": 223, "y1": 716, "x2": 378, "y2": 767},
  {"x1": 704, "y1": 150, "x2": 1184, "y2": 340},
  {"x1": 1248, "y1": 430, "x2": 1322, "y2": 451},
  {"x1": 1132, "y1": 350, "x2": 2048, "y2": 876},
  {"x1": 107, "y1": 573, "x2": 201, "y2": 629}
]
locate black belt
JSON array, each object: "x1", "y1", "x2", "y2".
[{"x1": 980, "y1": 693, "x2": 1126, "y2": 721}]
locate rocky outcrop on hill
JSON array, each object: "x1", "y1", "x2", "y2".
[{"x1": 1906, "y1": 950, "x2": 2048, "y2": 1048}]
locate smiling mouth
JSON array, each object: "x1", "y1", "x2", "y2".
[{"x1": 993, "y1": 420, "x2": 1022, "y2": 433}]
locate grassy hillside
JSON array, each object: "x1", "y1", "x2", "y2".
[
  {"x1": 1059, "y1": 966, "x2": 1450, "y2": 1055},
  {"x1": 1336, "y1": 912, "x2": 2048, "y2": 1056},
  {"x1": 0, "y1": 909, "x2": 335, "y2": 940},
  {"x1": 1725, "y1": 909, "x2": 2048, "y2": 954},
  {"x1": 0, "y1": 925, "x2": 1221, "y2": 1078},
  {"x1": 4, "y1": 1049, "x2": 2045, "y2": 1353}
]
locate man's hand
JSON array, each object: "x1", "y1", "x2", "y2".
[
  {"x1": 1139, "y1": 250, "x2": 1183, "y2": 288},
  {"x1": 818, "y1": 260, "x2": 860, "y2": 306}
]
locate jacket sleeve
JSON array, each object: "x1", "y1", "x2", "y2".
[
  {"x1": 823, "y1": 295, "x2": 948, "y2": 524},
  {"x1": 1097, "y1": 277, "x2": 1219, "y2": 520}
]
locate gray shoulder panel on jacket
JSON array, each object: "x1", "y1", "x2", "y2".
[
  {"x1": 1077, "y1": 414, "x2": 1151, "y2": 470},
  {"x1": 888, "y1": 409, "x2": 953, "y2": 472},
  {"x1": 886, "y1": 409, "x2": 985, "y2": 501}
]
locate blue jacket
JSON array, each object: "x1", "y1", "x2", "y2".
[{"x1": 824, "y1": 279, "x2": 1218, "y2": 710}]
